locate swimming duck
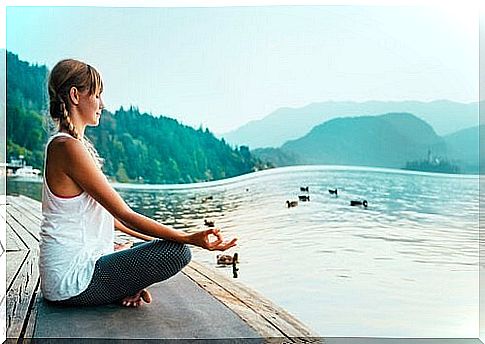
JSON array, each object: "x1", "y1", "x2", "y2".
[
  {"x1": 350, "y1": 200, "x2": 368, "y2": 207},
  {"x1": 298, "y1": 195, "x2": 310, "y2": 202},
  {"x1": 286, "y1": 200, "x2": 298, "y2": 208},
  {"x1": 217, "y1": 253, "x2": 239, "y2": 265},
  {"x1": 204, "y1": 219, "x2": 215, "y2": 227},
  {"x1": 328, "y1": 188, "x2": 338, "y2": 195},
  {"x1": 300, "y1": 186, "x2": 309, "y2": 192}
]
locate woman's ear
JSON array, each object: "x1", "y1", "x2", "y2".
[{"x1": 69, "y1": 87, "x2": 80, "y2": 106}]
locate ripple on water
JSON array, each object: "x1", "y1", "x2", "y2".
[{"x1": 100, "y1": 166, "x2": 480, "y2": 336}]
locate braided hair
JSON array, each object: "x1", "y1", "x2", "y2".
[{"x1": 48, "y1": 59, "x2": 103, "y2": 169}]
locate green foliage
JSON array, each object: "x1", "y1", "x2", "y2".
[
  {"x1": 87, "y1": 107, "x2": 267, "y2": 183},
  {"x1": 7, "y1": 51, "x2": 269, "y2": 184}
]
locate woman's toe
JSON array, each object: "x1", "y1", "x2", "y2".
[{"x1": 141, "y1": 289, "x2": 152, "y2": 303}]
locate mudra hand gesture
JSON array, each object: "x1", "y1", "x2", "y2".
[{"x1": 187, "y1": 228, "x2": 237, "y2": 251}]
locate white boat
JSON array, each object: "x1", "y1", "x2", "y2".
[{"x1": 10, "y1": 166, "x2": 42, "y2": 182}]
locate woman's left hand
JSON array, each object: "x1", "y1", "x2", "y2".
[{"x1": 187, "y1": 228, "x2": 237, "y2": 251}]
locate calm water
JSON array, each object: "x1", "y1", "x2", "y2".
[{"x1": 8, "y1": 166, "x2": 480, "y2": 337}]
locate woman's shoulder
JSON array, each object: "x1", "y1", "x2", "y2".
[
  {"x1": 47, "y1": 135, "x2": 88, "y2": 164},
  {"x1": 49, "y1": 135, "x2": 82, "y2": 151}
]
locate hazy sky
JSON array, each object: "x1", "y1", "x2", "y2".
[{"x1": 6, "y1": 5, "x2": 478, "y2": 133}]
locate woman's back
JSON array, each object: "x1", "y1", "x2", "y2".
[{"x1": 40, "y1": 132, "x2": 114, "y2": 301}]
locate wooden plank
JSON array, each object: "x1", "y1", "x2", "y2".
[
  {"x1": 7, "y1": 223, "x2": 25, "y2": 252},
  {"x1": 6, "y1": 206, "x2": 40, "y2": 243},
  {"x1": 7, "y1": 200, "x2": 42, "y2": 230},
  {"x1": 185, "y1": 261, "x2": 319, "y2": 339},
  {"x1": 6, "y1": 213, "x2": 38, "y2": 250},
  {"x1": 12, "y1": 196, "x2": 42, "y2": 222},
  {"x1": 5, "y1": 196, "x2": 41, "y2": 343},
  {"x1": 8, "y1": 195, "x2": 42, "y2": 223},
  {"x1": 6, "y1": 249, "x2": 40, "y2": 341},
  {"x1": 17, "y1": 195, "x2": 42, "y2": 209},
  {"x1": 22, "y1": 289, "x2": 42, "y2": 344},
  {"x1": 7, "y1": 251, "x2": 28, "y2": 292},
  {"x1": 183, "y1": 265, "x2": 284, "y2": 338},
  {"x1": 7, "y1": 198, "x2": 42, "y2": 232}
]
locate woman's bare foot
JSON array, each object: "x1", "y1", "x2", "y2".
[
  {"x1": 120, "y1": 289, "x2": 152, "y2": 307},
  {"x1": 114, "y1": 240, "x2": 134, "y2": 251}
]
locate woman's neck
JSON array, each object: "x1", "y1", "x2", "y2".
[{"x1": 59, "y1": 126, "x2": 85, "y2": 140}]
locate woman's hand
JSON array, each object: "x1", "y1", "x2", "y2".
[{"x1": 187, "y1": 228, "x2": 237, "y2": 251}]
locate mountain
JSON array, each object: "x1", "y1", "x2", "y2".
[
  {"x1": 6, "y1": 51, "x2": 269, "y2": 184},
  {"x1": 280, "y1": 113, "x2": 448, "y2": 169},
  {"x1": 222, "y1": 100, "x2": 478, "y2": 149},
  {"x1": 250, "y1": 147, "x2": 303, "y2": 167},
  {"x1": 87, "y1": 106, "x2": 269, "y2": 183},
  {"x1": 443, "y1": 125, "x2": 481, "y2": 173}
]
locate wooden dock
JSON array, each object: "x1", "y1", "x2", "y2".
[{"x1": 4, "y1": 194, "x2": 319, "y2": 342}]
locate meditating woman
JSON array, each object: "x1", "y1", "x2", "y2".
[{"x1": 40, "y1": 59, "x2": 237, "y2": 307}]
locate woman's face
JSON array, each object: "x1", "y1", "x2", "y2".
[{"x1": 77, "y1": 89, "x2": 104, "y2": 126}]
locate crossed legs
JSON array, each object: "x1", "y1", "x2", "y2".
[{"x1": 52, "y1": 239, "x2": 192, "y2": 307}]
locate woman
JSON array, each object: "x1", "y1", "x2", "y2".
[{"x1": 40, "y1": 59, "x2": 237, "y2": 308}]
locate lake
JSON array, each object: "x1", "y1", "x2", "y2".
[{"x1": 8, "y1": 165, "x2": 479, "y2": 337}]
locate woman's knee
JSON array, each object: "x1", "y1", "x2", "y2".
[
  {"x1": 175, "y1": 243, "x2": 192, "y2": 269},
  {"x1": 153, "y1": 240, "x2": 192, "y2": 270}
]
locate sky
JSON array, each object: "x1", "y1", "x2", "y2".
[{"x1": 3, "y1": 1, "x2": 480, "y2": 134}]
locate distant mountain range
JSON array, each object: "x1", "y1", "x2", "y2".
[
  {"x1": 443, "y1": 125, "x2": 480, "y2": 173},
  {"x1": 9, "y1": 49, "x2": 480, "y2": 178},
  {"x1": 253, "y1": 113, "x2": 480, "y2": 174},
  {"x1": 222, "y1": 100, "x2": 478, "y2": 149}
]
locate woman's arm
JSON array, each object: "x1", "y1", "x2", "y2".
[
  {"x1": 61, "y1": 138, "x2": 237, "y2": 251},
  {"x1": 114, "y1": 217, "x2": 155, "y2": 241}
]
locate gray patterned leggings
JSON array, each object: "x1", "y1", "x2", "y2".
[{"x1": 50, "y1": 239, "x2": 192, "y2": 306}]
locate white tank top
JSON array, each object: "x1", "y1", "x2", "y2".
[{"x1": 39, "y1": 132, "x2": 114, "y2": 301}]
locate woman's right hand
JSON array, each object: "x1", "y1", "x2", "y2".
[{"x1": 187, "y1": 228, "x2": 237, "y2": 251}]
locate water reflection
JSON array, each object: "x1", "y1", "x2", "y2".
[{"x1": 119, "y1": 188, "x2": 245, "y2": 231}]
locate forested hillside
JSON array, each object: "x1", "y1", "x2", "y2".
[{"x1": 7, "y1": 52, "x2": 270, "y2": 183}]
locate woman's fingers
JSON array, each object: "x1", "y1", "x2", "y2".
[
  {"x1": 192, "y1": 228, "x2": 237, "y2": 251},
  {"x1": 205, "y1": 228, "x2": 222, "y2": 240},
  {"x1": 205, "y1": 229, "x2": 222, "y2": 250},
  {"x1": 212, "y1": 238, "x2": 238, "y2": 251}
]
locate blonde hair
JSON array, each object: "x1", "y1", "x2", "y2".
[{"x1": 48, "y1": 59, "x2": 104, "y2": 169}]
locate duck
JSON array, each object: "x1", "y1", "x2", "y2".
[
  {"x1": 204, "y1": 219, "x2": 215, "y2": 227},
  {"x1": 300, "y1": 186, "x2": 309, "y2": 192},
  {"x1": 328, "y1": 188, "x2": 338, "y2": 195},
  {"x1": 217, "y1": 253, "x2": 239, "y2": 265},
  {"x1": 286, "y1": 200, "x2": 298, "y2": 208},
  {"x1": 202, "y1": 195, "x2": 214, "y2": 203},
  {"x1": 298, "y1": 195, "x2": 310, "y2": 202},
  {"x1": 350, "y1": 200, "x2": 368, "y2": 207}
]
